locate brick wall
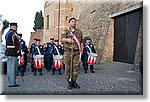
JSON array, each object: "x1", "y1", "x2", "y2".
[{"x1": 28, "y1": 29, "x2": 43, "y2": 48}]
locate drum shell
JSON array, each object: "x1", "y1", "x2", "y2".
[
  {"x1": 87, "y1": 53, "x2": 97, "y2": 65},
  {"x1": 53, "y1": 55, "x2": 63, "y2": 69},
  {"x1": 18, "y1": 56, "x2": 24, "y2": 66},
  {"x1": 34, "y1": 55, "x2": 44, "y2": 68}
]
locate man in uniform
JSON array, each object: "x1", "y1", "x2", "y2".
[
  {"x1": 5, "y1": 22, "x2": 20, "y2": 87},
  {"x1": 17, "y1": 33, "x2": 27, "y2": 76},
  {"x1": 32, "y1": 39, "x2": 43, "y2": 76},
  {"x1": 43, "y1": 43, "x2": 47, "y2": 69},
  {"x1": 52, "y1": 39, "x2": 63, "y2": 75},
  {"x1": 82, "y1": 38, "x2": 96, "y2": 73},
  {"x1": 46, "y1": 38, "x2": 54, "y2": 72},
  {"x1": 30, "y1": 38, "x2": 37, "y2": 72},
  {"x1": 61, "y1": 17, "x2": 83, "y2": 89}
]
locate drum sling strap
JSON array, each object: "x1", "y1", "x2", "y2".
[
  {"x1": 36, "y1": 46, "x2": 41, "y2": 55},
  {"x1": 53, "y1": 45, "x2": 60, "y2": 55},
  {"x1": 86, "y1": 44, "x2": 92, "y2": 53}
]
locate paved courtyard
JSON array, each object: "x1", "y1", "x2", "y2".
[{"x1": 1, "y1": 62, "x2": 143, "y2": 95}]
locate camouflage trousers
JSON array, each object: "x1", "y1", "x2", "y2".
[{"x1": 64, "y1": 50, "x2": 80, "y2": 81}]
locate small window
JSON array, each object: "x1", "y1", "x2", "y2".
[{"x1": 46, "y1": 15, "x2": 49, "y2": 29}]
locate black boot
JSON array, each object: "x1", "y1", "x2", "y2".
[
  {"x1": 58, "y1": 70, "x2": 62, "y2": 75},
  {"x1": 40, "y1": 72, "x2": 43, "y2": 76},
  {"x1": 73, "y1": 81, "x2": 80, "y2": 89},
  {"x1": 52, "y1": 71, "x2": 55, "y2": 75},
  {"x1": 85, "y1": 70, "x2": 87, "y2": 73},
  {"x1": 68, "y1": 80, "x2": 73, "y2": 89},
  {"x1": 21, "y1": 72, "x2": 24, "y2": 76},
  {"x1": 90, "y1": 70, "x2": 95, "y2": 73}
]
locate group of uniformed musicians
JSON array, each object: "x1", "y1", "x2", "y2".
[{"x1": 5, "y1": 17, "x2": 97, "y2": 89}]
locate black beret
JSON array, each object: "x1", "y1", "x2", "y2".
[
  {"x1": 54, "y1": 40, "x2": 59, "y2": 42},
  {"x1": 50, "y1": 38, "x2": 54, "y2": 40},
  {"x1": 36, "y1": 39, "x2": 41, "y2": 41},
  {"x1": 86, "y1": 38, "x2": 91, "y2": 40},
  {"x1": 61, "y1": 42, "x2": 64, "y2": 44},
  {"x1": 34, "y1": 38, "x2": 38, "y2": 40},
  {"x1": 68, "y1": 17, "x2": 76, "y2": 23},
  {"x1": 10, "y1": 23, "x2": 18, "y2": 27},
  {"x1": 18, "y1": 33, "x2": 22, "y2": 36}
]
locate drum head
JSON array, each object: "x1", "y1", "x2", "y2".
[
  {"x1": 54, "y1": 55, "x2": 63, "y2": 60},
  {"x1": 89, "y1": 53, "x2": 98, "y2": 57},
  {"x1": 34, "y1": 55, "x2": 44, "y2": 59}
]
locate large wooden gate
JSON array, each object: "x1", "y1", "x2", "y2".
[{"x1": 113, "y1": 8, "x2": 142, "y2": 64}]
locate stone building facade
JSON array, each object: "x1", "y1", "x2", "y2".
[
  {"x1": 44, "y1": 0, "x2": 143, "y2": 69},
  {"x1": 28, "y1": 29, "x2": 44, "y2": 48}
]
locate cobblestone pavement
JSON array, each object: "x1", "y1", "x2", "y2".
[{"x1": 1, "y1": 62, "x2": 143, "y2": 95}]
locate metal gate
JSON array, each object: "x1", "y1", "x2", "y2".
[{"x1": 113, "y1": 8, "x2": 142, "y2": 64}]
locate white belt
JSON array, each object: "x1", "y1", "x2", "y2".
[{"x1": 7, "y1": 46, "x2": 15, "y2": 48}]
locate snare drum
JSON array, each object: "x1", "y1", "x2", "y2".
[
  {"x1": 34, "y1": 55, "x2": 44, "y2": 68},
  {"x1": 53, "y1": 55, "x2": 63, "y2": 69},
  {"x1": 18, "y1": 56, "x2": 24, "y2": 66},
  {"x1": 87, "y1": 53, "x2": 98, "y2": 65}
]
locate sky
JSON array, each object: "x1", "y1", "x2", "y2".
[{"x1": 0, "y1": 0, "x2": 44, "y2": 46}]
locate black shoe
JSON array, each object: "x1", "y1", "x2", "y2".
[
  {"x1": 16, "y1": 72, "x2": 18, "y2": 76},
  {"x1": 58, "y1": 71, "x2": 62, "y2": 75},
  {"x1": 68, "y1": 81, "x2": 73, "y2": 89},
  {"x1": 8, "y1": 84, "x2": 20, "y2": 87},
  {"x1": 21, "y1": 74, "x2": 24, "y2": 76},
  {"x1": 85, "y1": 70, "x2": 87, "y2": 73},
  {"x1": 73, "y1": 81, "x2": 80, "y2": 89},
  {"x1": 21, "y1": 72, "x2": 24, "y2": 76},
  {"x1": 31, "y1": 70, "x2": 34, "y2": 72},
  {"x1": 52, "y1": 73, "x2": 55, "y2": 75},
  {"x1": 90, "y1": 70, "x2": 95, "y2": 73},
  {"x1": 40, "y1": 73, "x2": 43, "y2": 76},
  {"x1": 47, "y1": 69, "x2": 50, "y2": 72},
  {"x1": 34, "y1": 73, "x2": 36, "y2": 76}
]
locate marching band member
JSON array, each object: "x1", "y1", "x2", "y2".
[
  {"x1": 83, "y1": 38, "x2": 96, "y2": 73},
  {"x1": 45, "y1": 38, "x2": 54, "y2": 71},
  {"x1": 30, "y1": 38, "x2": 37, "y2": 72},
  {"x1": 17, "y1": 33, "x2": 27, "y2": 76},
  {"x1": 52, "y1": 40, "x2": 63, "y2": 75},
  {"x1": 32, "y1": 39, "x2": 44, "y2": 76}
]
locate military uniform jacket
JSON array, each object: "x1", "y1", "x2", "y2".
[
  {"x1": 82, "y1": 43, "x2": 96, "y2": 61},
  {"x1": 46, "y1": 42, "x2": 54, "y2": 54},
  {"x1": 61, "y1": 27, "x2": 83, "y2": 51},
  {"x1": 20, "y1": 39, "x2": 26, "y2": 53},
  {"x1": 30, "y1": 43, "x2": 36, "y2": 55},
  {"x1": 5, "y1": 29, "x2": 20, "y2": 57},
  {"x1": 43, "y1": 46, "x2": 47, "y2": 55},
  {"x1": 84, "y1": 43, "x2": 96, "y2": 54},
  {"x1": 32, "y1": 45, "x2": 43, "y2": 56},
  {"x1": 53, "y1": 44, "x2": 63, "y2": 55}
]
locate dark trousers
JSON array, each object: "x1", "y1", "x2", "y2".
[
  {"x1": 23, "y1": 54, "x2": 27, "y2": 71},
  {"x1": 52, "y1": 67, "x2": 61, "y2": 74},
  {"x1": 84, "y1": 63, "x2": 94, "y2": 71},
  {"x1": 63, "y1": 63, "x2": 65, "y2": 71},
  {"x1": 34, "y1": 68, "x2": 42, "y2": 74},
  {"x1": 31, "y1": 57, "x2": 34, "y2": 72},
  {"x1": 18, "y1": 65, "x2": 24, "y2": 76},
  {"x1": 47, "y1": 61, "x2": 53, "y2": 70},
  {"x1": 46, "y1": 54, "x2": 53, "y2": 70}
]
